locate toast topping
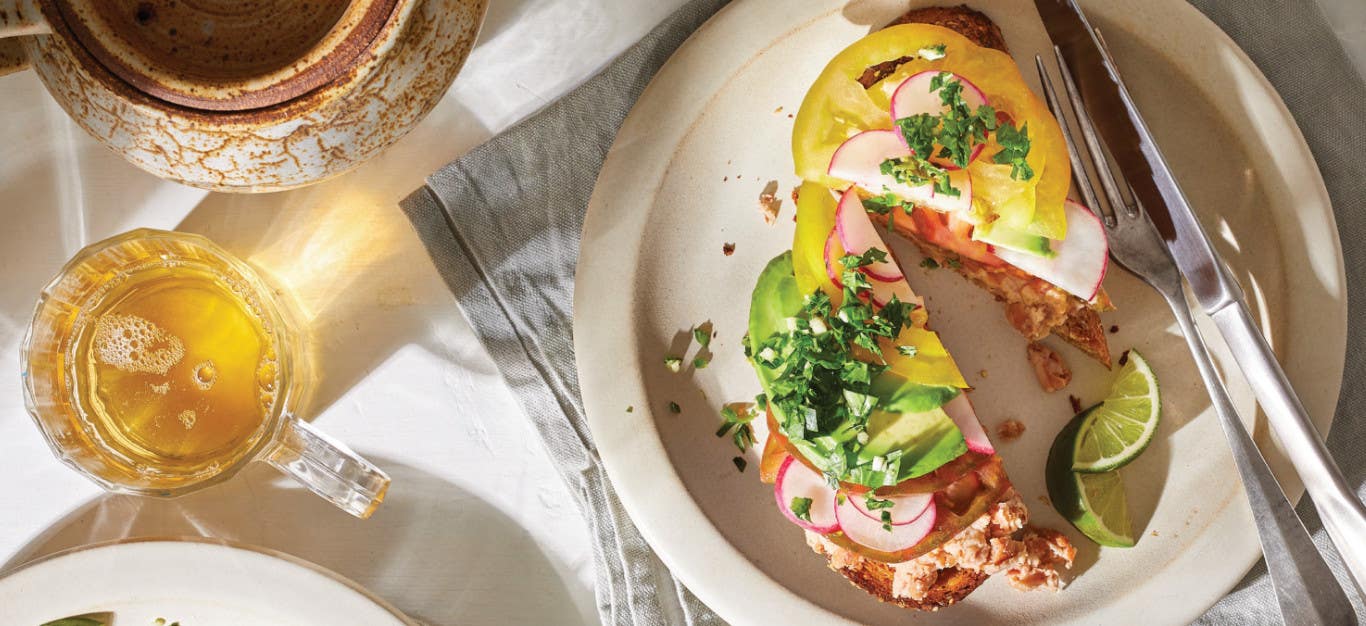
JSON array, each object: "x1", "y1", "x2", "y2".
[{"x1": 808, "y1": 493, "x2": 1075, "y2": 602}]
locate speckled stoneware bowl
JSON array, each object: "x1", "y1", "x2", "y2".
[{"x1": 0, "y1": 0, "x2": 486, "y2": 192}]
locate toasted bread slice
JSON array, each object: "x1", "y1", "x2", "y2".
[
  {"x1": 860, "y1": 5, "x2": 1114, "y2": 367},
  {"x1": 795, "y1": 6, "x2": 1085, "y2": 609}
]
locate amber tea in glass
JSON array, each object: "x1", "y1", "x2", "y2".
[{"x1": 23, "y1": 229, "x2": 388, "y2": 518}]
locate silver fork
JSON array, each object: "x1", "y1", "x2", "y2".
[{"x1": 1036, "y1": 52, "x2": 1357, "y2": 624}]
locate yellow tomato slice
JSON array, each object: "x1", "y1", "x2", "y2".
[
  {"x1": 793, "y1": 182, "x2": 841, "y2": 300},
  {"x1": 881, "y1": 326, "x2": 969, "y2": 388},
  {"x1": 791, "y1": 23, "x2": 1070, "y2": 240}
]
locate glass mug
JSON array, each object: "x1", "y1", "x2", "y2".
[{"x1": 21, "y1": 229, "x2": 389, "y2": 518}]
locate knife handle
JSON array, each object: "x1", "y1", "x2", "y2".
[
  {"x1": 1166, "y1": 290, "x2": 1354, "y2": 624},
  {"x1": 1210, "y1": 300, "x2": 1366, "y2": 598}
]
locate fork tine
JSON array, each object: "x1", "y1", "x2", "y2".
[
  {"x1": 1051, "y1": 46, "x2": 1137, "y2": 220},
  {"x1": 1034, "y1": 54, "x2": 1112, "y2": 227}
]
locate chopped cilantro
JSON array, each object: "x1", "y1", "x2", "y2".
[
  {"x1": 897, "y1": 345, "x2": 919, "y2": 358},
  {"x1": 790, "y1": 496, "x2": 814, "y2": 522},
  {"x1": 877, "y1": 71, "x2": 1032, "y2": 209},
  {"x1": 716, "y1": 404, "x2": 759, "y2": 451},
  {"x1": 920, "y1": 257, "x2": 940, "y2": 269},
  {"x1": 864, "y1": 492, "x2": 895, "y2": 509},
  {"x1": 840, "y1": 247, "x2": 889, "y2": 269},
  {"x1": 946, "y1": 257, "x2": 962, "y2": 269},
  {"x1": 664, "y1": 356, "x2": 683, "y2": 372},
  {"x1": 747, "y1": 253, "x2": 926, "y2": 488},
  {"x1": 993, "y1": 121, "x2": 1035, "y2": 181},
  {"x1": 667, "y1": 401, "x2": 681, "y2": 414},
  {"x1": 626, "y1": 405, "x2": 634, "y2": 413},
  {"x1": 733, "y1": 423, "x2": 755, "y2": 450},
  {"x1": 930, "y1": 72, "x2": 998, "y2": 169},
  {"x1": 884, "y1": 72, "x2": 999, "y2": 200},
  {"x1": 693, "y1": 355, "x2": 710, "y2": 369},
  {"x1": 732, "y1": 456, "x2": 747, "y2": 472},
  {"x1": 863, "y1": 491, "x2": 898, "y2": 529},
  {"x1": 693, "y1": 324, "x2": 712, "y2": 348},
  {"x1": 861, "y1": 191, "x2": 912, "y2": 215}
]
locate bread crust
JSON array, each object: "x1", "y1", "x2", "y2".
[
  {"x1": 889, "y1": 5, "x2": 1009, "y2": 52},
  {"x1": 836, "y1": 563, "x2": 989, "y2": 611}
]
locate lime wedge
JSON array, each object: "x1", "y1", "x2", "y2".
[
  {"x1": 1072, "y1": 350, "x2": 1160, "y2": 473},
  {"x1": 1046, "y1": 405, "x2": 1136, "y2": 547}
]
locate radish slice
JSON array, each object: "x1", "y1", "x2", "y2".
[
  {"x1": 775, "y1": 456, "x2": 840, "y2": 534},
  {"x1": 836, "y1": 496, "x2": 938, "y2": 553},
  {"x1": 942, "y1": 393, "x2": 994, "y2": 455},
  {"x1": 828, "y1": 129, "x2": 910, "y2": 177},
  {"x1": 849, "y1": 491, "x2": 933, "y2": 526},
  {"x1": 890, "y1": 71, "x2": 987, "y2": 122},
  {"x1": 835, "y1": 189, "x2": 903, "y2": 282},
  {"x1": 824, "y1": 228, "x2": 845, "y2": 289},
  {"x1": 926, "y1": 169, "x2": 973, "y2": 215},
  {"x1": 868, "y1": 276, "x2": 922, "y2": 308},
  {"x1": 993, "y1": 200, "x2": 1109, "y2": 301},
  {"x1": 827, "y1": 130, "x2": 972, "y2": 215},
  {"x1": 891, "y1": 71, "x2": 988, "y2": 171}
]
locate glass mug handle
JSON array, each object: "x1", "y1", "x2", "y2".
[{"x1": 265, "y1": 418, "x2": 390, "y2": 519}]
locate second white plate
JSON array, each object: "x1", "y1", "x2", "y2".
[{"x1": 0, "y1": 538, "x2": 411, "y2": 626}]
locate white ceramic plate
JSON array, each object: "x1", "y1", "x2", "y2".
[
  {"x1": 0, "y1": 539, "x2": 412, "y2": 625},
  {"x1": 574, "y1": 0, "x2": 1346, "y2": 624}
]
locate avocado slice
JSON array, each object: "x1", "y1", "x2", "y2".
[
  {"x1": 860, "y1": 404, "x2": 968, "y2": 479},
  {"x1": 973, "y1": 219, "x2": 1056, "y2": 258}
]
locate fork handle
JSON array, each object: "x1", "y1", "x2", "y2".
[
  {"x1": 1164, "y1": 292, "x2": 1356, "y2": 623},
  {"x1": 1210, "y1": 299, "x2": 1366, "y2": 598}
]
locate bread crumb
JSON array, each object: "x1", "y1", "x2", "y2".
[
  {"x1": 722, "y1": 242, "x2": 736, "y2": 256},
  {"x1": 997, "y1": 419, "x2": 1025, "y2": 441},
  {"x1": 774, "y1": 105, "x2": 784, "y2": 113},
  {"x1": 758, "y1": 180, "x2": 782, "y2": 224},
  {"x1": 978, "y1": 369, "x2": 989, "y2": 379},
  {"x1": 1026, "y1": 342, "x2": 1072, "y2": 392}
]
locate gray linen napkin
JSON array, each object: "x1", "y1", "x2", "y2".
[
  {"x1": 400, "y1": 0, "x2": 1366, "y2": 623},
  {"x1": 402, "y1": 1, "x2": 730, "y2": 624}
]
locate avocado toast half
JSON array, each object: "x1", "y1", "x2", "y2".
[{"x1": 746, "y1": 5, "x2": 1095, "y2": 611}]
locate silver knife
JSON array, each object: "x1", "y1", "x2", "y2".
[{"x1": 1033, "y1": 0, "x2": 1366, "y2": 600}]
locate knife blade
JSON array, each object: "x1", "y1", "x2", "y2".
[
  {"x1": 1032, "y1": 0, "x2": 1366, "y2": 600},
  {"x1": 1031, "y1": 0, "x2": 1238, "y2": 312}
]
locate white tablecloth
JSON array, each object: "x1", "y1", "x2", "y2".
[
  {"x1": 0, "y1": 1, "x2": 1360, "y2": 625},
  {"x1": 0, "y1": 2, "x2": 685, "y2": 624}
]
